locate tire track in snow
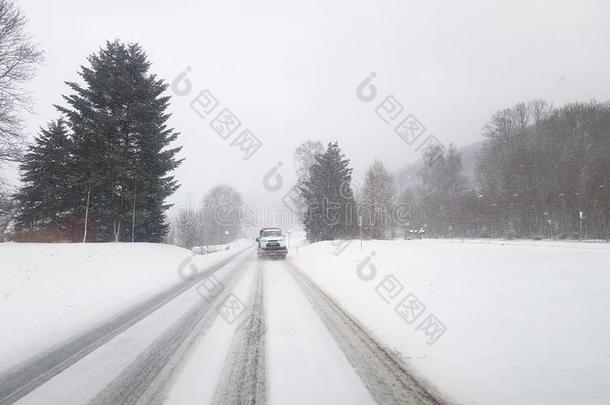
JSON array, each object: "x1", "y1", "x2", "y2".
[
  {"x1": 286, "y1": 261, "x2": 448, "y2": 405},
  {"x1": 0, "y1": 246, "x2": 252, "y2": 405},
  {"x1": 211, "y1": 260, "x2": 266, "y2": 405},
  {"x1": 88, "y1": 254, "x2": 253, "y2": 405}
]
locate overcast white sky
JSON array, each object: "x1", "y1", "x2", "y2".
[{"x1": 13, "y1": 0, "x2": 610, "y2": 206}]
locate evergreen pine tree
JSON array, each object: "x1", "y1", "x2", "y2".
[
  {"x1": 56, "y1": 40, "x2": 182, "y2": 242},
  {"x1": 301, "y1": 142, "x2": 357, "y2": 241},
  {"x1": 14, "y1": 120, "x2": 74, "y2": 240}
]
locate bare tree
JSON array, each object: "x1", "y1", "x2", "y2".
[
  {"x1": 293, "y1": 140, "x2": 323, "y2": 218},
  {"x1": 294, "y1": 140, "x2": 324, "y2": 182},
  {"x1": 0, "y1": 179, "x2": 14, "y2": 239},
  {"x1": 171, "y1": 207, "x2": 201, "y2": 249},
  {"x1": 201, "y1": 185, "x2": 243, "y2": 245},
  {"x1": 361, "y1": 160, "x2": 395, "y2": 239},
  {"x1": 0, "y1": 0, "x2": 43, "y2": 164}
]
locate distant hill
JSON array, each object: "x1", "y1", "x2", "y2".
[{"x1": 394, "y1": 141, "x2": 482, "y2": 193}]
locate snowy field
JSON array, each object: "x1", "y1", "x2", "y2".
[
  {"x1": 0, "y1": 241, "x2": 248, "y2": 371},
  {"x1": 291, "y1": 238, "x2": 610, "y2": 405}
]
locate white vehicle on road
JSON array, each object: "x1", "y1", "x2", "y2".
[{"x1": 256, "y1": 227, "x2": 288, "y2": 259}]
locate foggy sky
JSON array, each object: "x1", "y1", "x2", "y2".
[{"x1": 13, "y1": 0, "x2": 610, "y2": 207}]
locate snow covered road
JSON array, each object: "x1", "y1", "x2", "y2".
[
  {"x1": 286, "y1": 262, "x2": 443, "y2": 405},
  {"x1": 4, "y1": 238, "x2": 609, "y2": 404},
  {"x1": 0, "y1": 248, "x2": 248, "y2": 404},
  {"x1": 0, "y1": 245, "x2": 448, "y2": 405}
]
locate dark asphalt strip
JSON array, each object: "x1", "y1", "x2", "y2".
[
  {"x1": 286, "y1": 261, "x2": 449, "y2": 405},
  {"x1": 0, "y1": 246, "x2": 253, "y2": 405}
]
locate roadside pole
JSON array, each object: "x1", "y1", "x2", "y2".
[{"x1": 359, "y1": 214, "x2": 363, "y2": 252}]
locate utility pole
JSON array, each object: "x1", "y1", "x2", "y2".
[
  {"x1": 131, "y1": 178, "x2": 137, "y2": 243},
  {"x1": 83, "y1": 182, "x2": 91, "y2": 243},
  {"x1": 359, "y1": 214, "x2": 363, "y2": 252}
]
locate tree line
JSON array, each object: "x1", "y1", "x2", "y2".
[
  {"x1": 0, "y1": 0, "x2": 607, "y2": 244},
  {"x1": 297, "y1": 100, "x2": 610, "y2": 241}
]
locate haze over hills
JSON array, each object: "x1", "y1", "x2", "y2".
[
  {"x1": 395, "y1": 99, "x2": 610, "y2": 194},
  {"x1": 394, "y1": 142, "x2": 481, "y2": 193}
]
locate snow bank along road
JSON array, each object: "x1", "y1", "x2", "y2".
[{"x1": 0, "y1": 247, "x2": 449, "y2": 405}]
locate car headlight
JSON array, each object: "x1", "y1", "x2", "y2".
[{"x1": 261, "y1": 238, "x2": 268, "y2": 244}]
